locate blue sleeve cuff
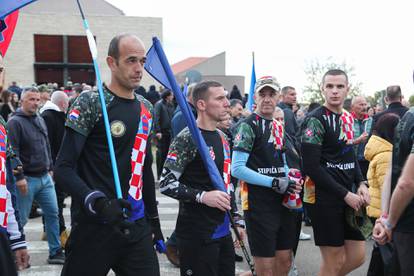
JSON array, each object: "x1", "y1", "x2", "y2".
[
  {"x1": 231, "y1": 151, "x2": 273, "y2": 188},
  {"x1": 84, "y1": 190, "x2": 106, "y2": 215}
]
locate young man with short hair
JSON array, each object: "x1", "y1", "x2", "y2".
[
  {"x1": 160, "y1": 80, "x2": 245, "y2": 276},
  {"x1": 301, "y1": 69, "x2": 370, "y2": 276}
]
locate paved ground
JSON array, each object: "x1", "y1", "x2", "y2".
[{"x1": 19, "y1": 191, "x2": 373, "y2": 276}]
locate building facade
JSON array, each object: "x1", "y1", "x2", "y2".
[
  {"x1": 4, "y1": 0, "x2": 162, "y2": 88},
  {"x1": 172, "y1": 52, "x2": 245, "y2": 93}
]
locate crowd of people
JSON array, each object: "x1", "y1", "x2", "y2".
[{"x1": 1, "y1": 33, "x2": 414, "y2": 276}]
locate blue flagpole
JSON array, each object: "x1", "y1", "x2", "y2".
[
  {"x1": 182, "y1": 83, "x2": 188, "y2": 98},
  {"x1": 76, "y1": 0, "x2": 122, "y2": 199},
  {"x1": 247, "y1": 52, "x2": 256, "y2": 112},
  {"x1": 149, "y1": 37, "x2": 225, "y2": 192}
]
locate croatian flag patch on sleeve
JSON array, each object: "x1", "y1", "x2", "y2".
[
  {"x1": 166, "y1": 152, "x2": 177, "y2": 162},
  {"x1": 69, "y1": 109, "x2": 80, "y2": 120}
]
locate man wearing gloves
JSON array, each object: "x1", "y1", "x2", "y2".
[
  {"x1": 55, "y1": 34, "x2": 162, "y2": 276},
  {"x1": 232, "y1": 76, "x2": 301, "y2": 276}
]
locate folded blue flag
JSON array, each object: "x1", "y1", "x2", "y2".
[
  {"x1": 145, "y1": 37, "x2": 230, "y2": 239},
  {"x1": 145, "y1": 37, "x2": 225, "y2": 193},
  {"x1": 0, "y1": 0, "x2": 37, "y2": 19}
]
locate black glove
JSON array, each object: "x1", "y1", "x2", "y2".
[
  {"x1": 271, "y1": 177, "x2": 297, "y2": 195},
  {"x1": 94, "y1": 198, "x2": 133, "y2": 230},
  {"x1": 149, "y1": 217, "x2": 164, "y2": 243}
]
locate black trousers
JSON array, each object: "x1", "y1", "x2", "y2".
[
  {"x1": 0, "y1": 229, "x2": 17, "y2": 276},
  {"x1": 178, "y1": 234, "x2": 235, "y2": 276},
  {"x1": 293, "y1": 211, "x2": 302, "y2": 256},
  {"x1": 394, "y1": 231, "x2": 414, "y2": 276},
  {"x1": 61, "y1": 219, "x2": 160, "y2": 276},
  {"x1": 55, "y1": 181, "x2": 66, "y2": 233}
]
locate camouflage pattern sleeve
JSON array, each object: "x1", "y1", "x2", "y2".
[
  {"x1": 301, "y1": 117, "x2": 325, "y2": 145},
  {"x1": 233, "y1": 122, "x2": 255, "y2": 153},
  {"x1": 159, "y1": 128, "x2": 204, "y2": 203},
  {"x1": 0, "y1": 115, "x2": 24, "y2": 180},
  {"x1": 0, "y1": 116, "x2": 16, "y2": 161},
  {"x1": 137, "y1": 94, "x2": 155, "y2": 136},
  {"x1": 66, "y1": 91, "x2": 100, "y2": 136},
  {"x1": 0, "y1": 115, "x2": 6, "y2": 129},
  {"x1": 0, "y1": 115, "x2": 12, "y2": 157},
  {"x1": 5, "y1": 133, "x2": 15, "y2": 159}
]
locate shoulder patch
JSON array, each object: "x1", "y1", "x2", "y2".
[
  {"x1": 301, "y1": 116, "x2": 325, "y2": 145},
  {"x1": 166, "y1": 151, "x2": 177, "y2": 162},
  {"x1": 234, "y1": 133, "x2": 243, "y2": 142},
  {"x1": 69, "y1": 109, "x2": 80, "y2": 120},
  {"x1": 305, "y1": 128, "x2": 313, "y2": 137}
]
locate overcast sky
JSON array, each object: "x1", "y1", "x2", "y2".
[{"x1": 108, "y1": 0, "x2": 414, "y2": 100}]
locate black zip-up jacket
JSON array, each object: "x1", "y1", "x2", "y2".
[
  {"x1": 154, "y1": 99, "x2": 174, "y2": 134},
  {"x1": 40, "y1": 102, "x2": 66, "y2": 163},
  {"x1": 7, "y1": 109, "x2": 52, "y2": 176},
  {"x1": 278, "y1": 102, "x2": 299, "y2": 147}
]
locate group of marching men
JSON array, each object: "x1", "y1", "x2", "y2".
[{"x1": 1, "y1": 33, "x2": 414, "y2": 276}]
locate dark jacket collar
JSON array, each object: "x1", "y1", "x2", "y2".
[
  {"x1": 278, "y1": 101, "x2": 293, "y2": 110},
  {"x1": 387, "y1": 102, "x2": 404, "y2": 109}
]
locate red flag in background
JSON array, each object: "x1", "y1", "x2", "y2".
[{"x1": 0, "y1": 10, "x2": 19, "y2": 56}]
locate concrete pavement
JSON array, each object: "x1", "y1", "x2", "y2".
[{"x1": 19, "y1": 192, "x2": 372, "y2": 275}]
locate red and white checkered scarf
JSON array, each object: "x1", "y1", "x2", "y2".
[
  {"x1": 128, "y1": 102, "x2": 152, "y2": 201},
  {"x1": 220, "y1": 134, "x2": 232, "y2": 194},
  {"x1": 0, "y1": 124, "x2": 8, "y2": 228},
  {"x1": 272, "y1": 119, "x2": 284, "y2": 150},
  {"x1": 340, "y1": 110, "x2": 354, "y2": 142}
]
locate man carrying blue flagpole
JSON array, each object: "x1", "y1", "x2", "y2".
[
  {"x1": 160, "y1": 81, "x2": 246, "y2": 276},
  {"x1": 54, "y1": 34, "x2": 162, "y2": 276}
]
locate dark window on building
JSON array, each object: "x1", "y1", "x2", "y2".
[
  {"x1": 68, "y1": 36, "x2": 92, "y2": 63},
  {"x1": 34, "y1": 34, "x2": 94, "y2": 87},
  {"x1": 34, "y1": 35, "x2": 63, "y2": 62}
]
